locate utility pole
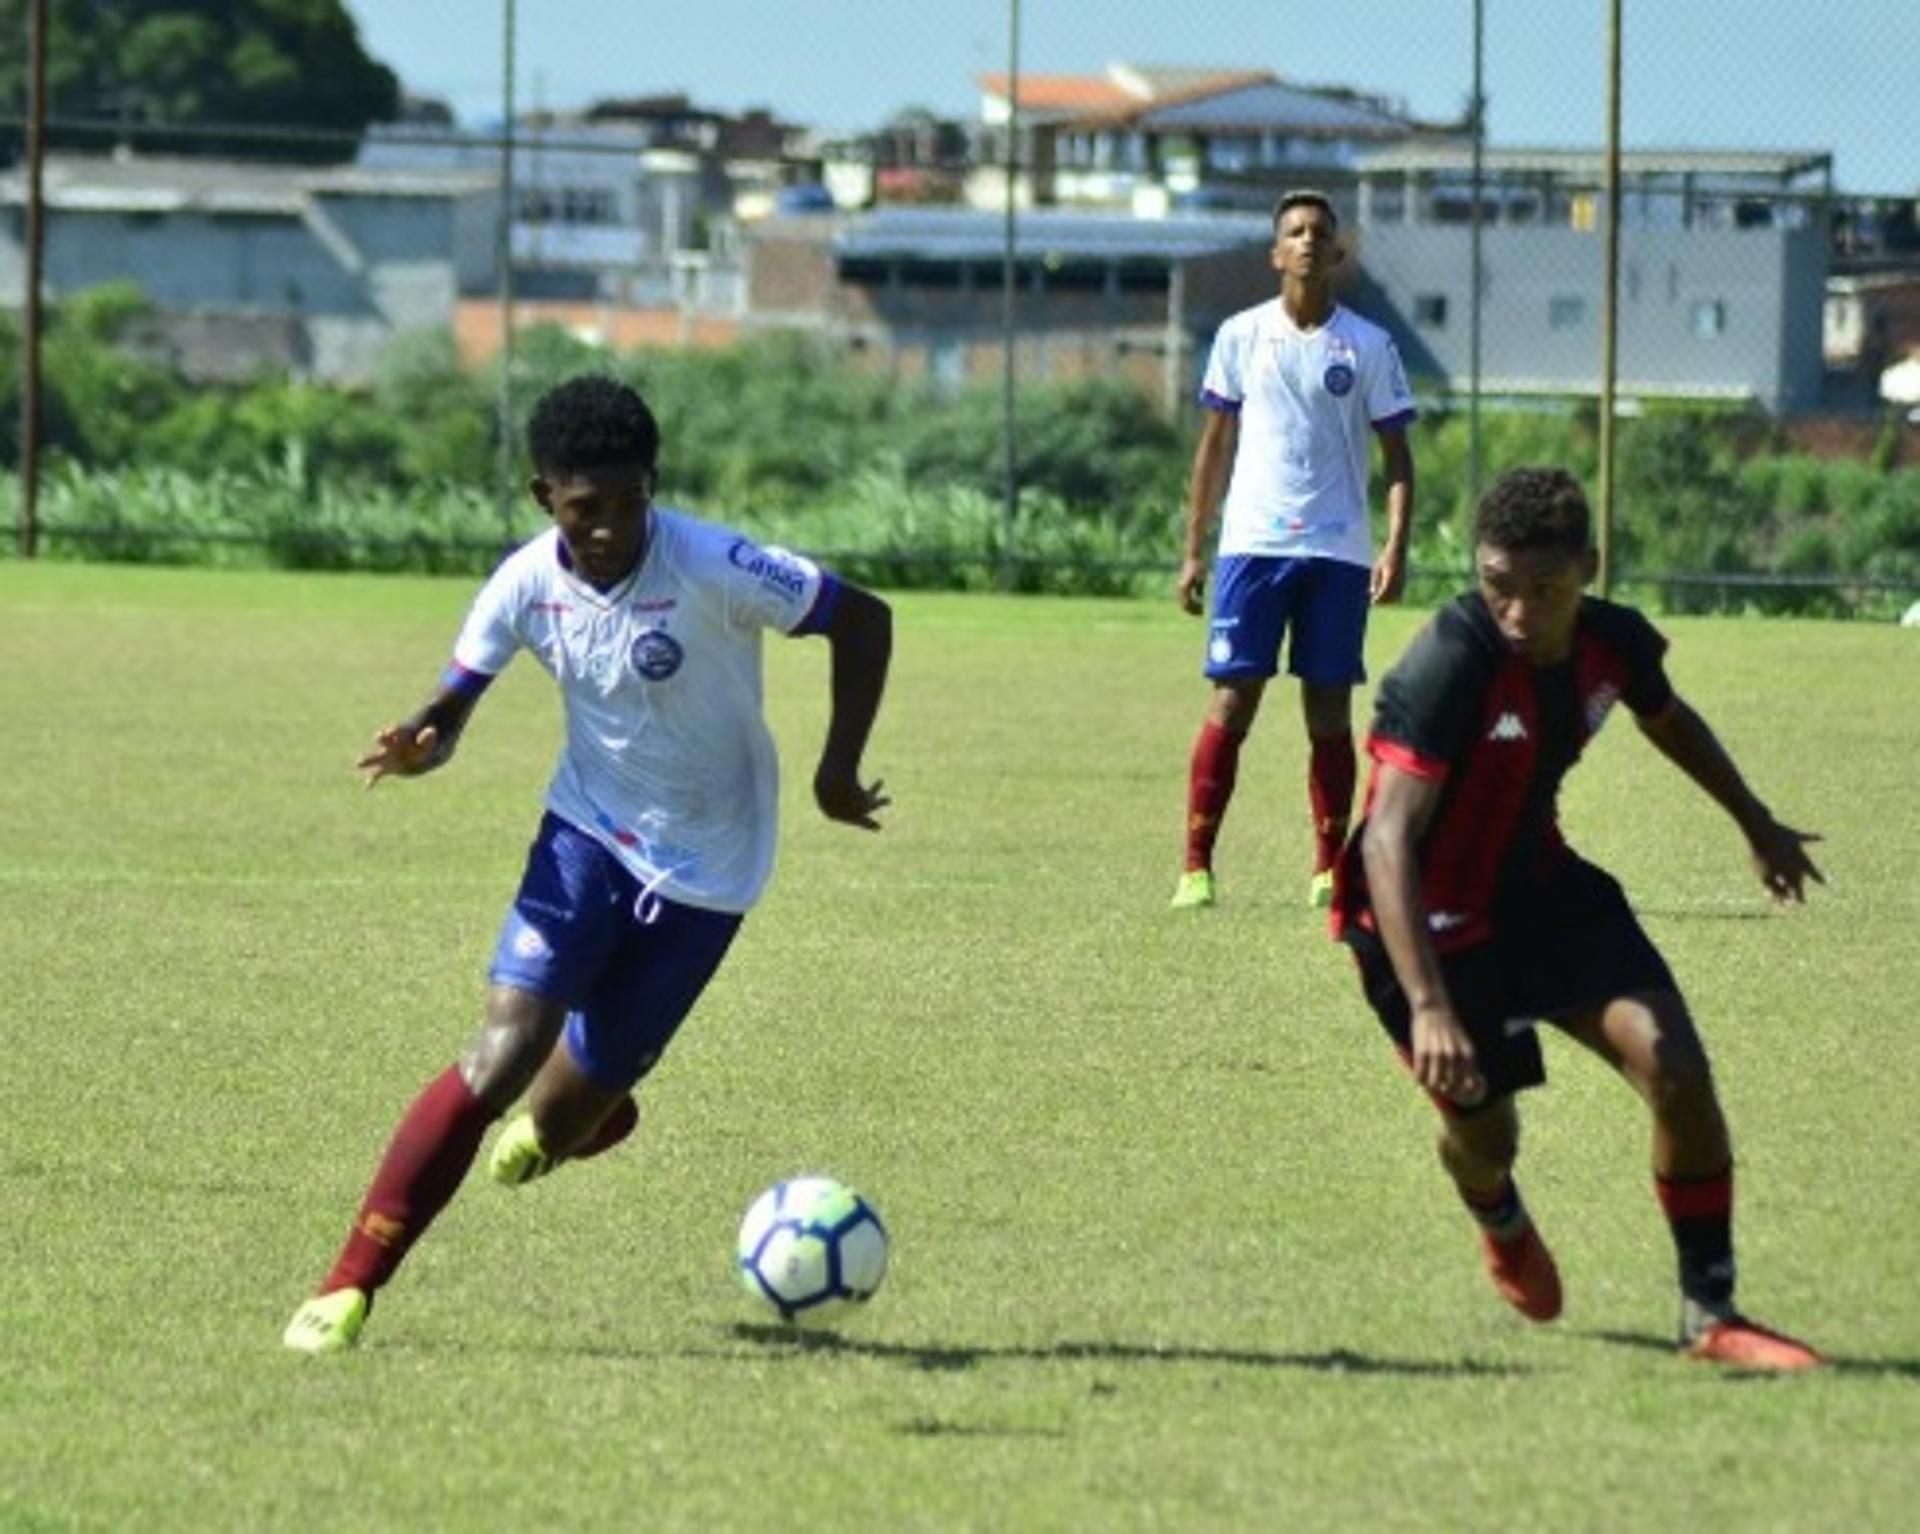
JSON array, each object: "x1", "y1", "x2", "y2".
[
  {"x1": 496, "y1": 0, "x2": 519, "y2": 547},
  {"x1": 998, "y1": 0, "x2": 1022, "y2": 590},
  {"x1": 1596, "y1": 0, "x2": 1623, "y2": 596},
  {"x1": 17, "y1": 0, "x2": 48, "y2": 559},
  {"x1": 1468, "y1": 0, "x2": 1486, "y2": 508}
]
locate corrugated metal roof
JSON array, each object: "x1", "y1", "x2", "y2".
[
  {"x1": 1357, "y1": 144, "x2": 1831, "y2": 180},
  {"x1": 0, "y1": 152, "x2": 496, "y2": 213},
  {"x1": 1143, "y1": 80, "x2": 1416, "y2": 136},
  {"x1": 824, "y1": 208, "x2": 1271, "y2": 262}
]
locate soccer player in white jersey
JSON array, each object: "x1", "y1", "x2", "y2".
[
  {"x1": 1171, "y1": 190, "x2": 1417, "y2": 911},
  {"x1": 284, "y1": 375, "x2": 891, "y2": 1354}
]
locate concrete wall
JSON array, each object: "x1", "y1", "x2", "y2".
[
  {"x1": 0, "y1": 188, "x2": 499, "y2": 384},
  {"x1": 1353, "y1": 223, "x2": 1827, "y2": 410}
]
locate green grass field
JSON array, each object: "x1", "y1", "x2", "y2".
[{"x1": 2, "y1": 561, "x2": 1917, "y2": 1531}]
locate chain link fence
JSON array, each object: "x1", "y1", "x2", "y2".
[{"x1": 4, "y1": 1, "x2": 1918, "y2": 614}]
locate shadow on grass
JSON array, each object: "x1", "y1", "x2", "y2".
[
  {"x1": 1630, "y1": 905, "x2": 1776, "y2": 922},
  {"x1": 713, "y1": 1324, "x2": 1526, "y2": 1379},
  {"x1": 1577, "y1": 1328, "x2": 1920, "y2": 1379}
]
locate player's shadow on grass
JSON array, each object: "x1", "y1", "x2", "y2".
[
  {"x1": 1579, "y1": 1327, "x2": 1920, "y2": 1380},
  {"x1": 722, "y1": 1324, "x2": 1525, "y2": 1379},
  {"x1": 1630, "y1": 905, "x2": 1777, "y2": 922}
]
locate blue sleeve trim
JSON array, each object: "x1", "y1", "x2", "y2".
[
  {"x1": 441, "y1": 661, "x2": 497, "y2": 698},
  {"x1": 791, "y1": 572, "x2": 843, "y2": 637},
  {"x1": 1371, "y1": 408, "x2": 1417, "y2": 433},
  {"x1": 1199, "y1": 389, "x2": 1243, "y2": 415}
]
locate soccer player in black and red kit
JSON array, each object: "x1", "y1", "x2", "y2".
[{"x1": 1333, "y1": 466, "x2": 1823, "y2": 1370}]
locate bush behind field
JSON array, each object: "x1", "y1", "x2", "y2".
[{"x1": 2, "y1": 289, "x2": 1917, "y2": 611}]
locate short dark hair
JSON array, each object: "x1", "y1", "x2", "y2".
[
  {"x1": 526, "y1": 374, "x2": 659, "y2": 475},
  {"x1": 1473, "y1": 467, "x2": 1592, "y2": 557},
  {"x1": 1273, "y1": 188, "x2": 1338, "y2": 235}
]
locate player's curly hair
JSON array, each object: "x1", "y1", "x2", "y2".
[
  {"x1": 1473, "y1": 466, "x2": 1591, "y2": 556},
  {"x1": 526, "y1": 374, "x2": 660, "y2": 474}
]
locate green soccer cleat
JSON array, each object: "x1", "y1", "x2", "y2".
[
  {"x1": 489, "y1": 1112, "x2": 555, "y2": 1187},
  {"x1": 1169, "y1": 869, "x2": 1217, "y2": 910},
  {"x1": 1308, "y1": 869, "x2": 1335, "y2": 909},
  {"x1": 283, "y1": 1287, "x2": 368, "y2": 1355}
]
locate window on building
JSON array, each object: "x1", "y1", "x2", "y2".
[
  {"x1": 1548, "y1": 295, "x2": 1587, "y2": 330},
  {"x1": 1414, "y1": 293, "x2": 1448, "y2": 329},
  {"x1": 1691, "y1": 299, "x2": 1728, "y2": 338},
  {"x1": 1115, "y1": 260, "x2": 1169, "y2": 294},
  {"x1": 900, "y1": 259, "x2": 962, "y2": 289}
]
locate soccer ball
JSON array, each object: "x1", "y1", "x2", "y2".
[{"x1": 736, "y1": 1175, "x2": 889, "y2": 1325}]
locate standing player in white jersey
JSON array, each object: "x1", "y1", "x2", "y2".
[
  {"x1": 284, "y1": 375, "x2": 891, "y2": 1354},
  {"x1": 1171, "y1": 190, "x2": 1417, "y2": 911}
]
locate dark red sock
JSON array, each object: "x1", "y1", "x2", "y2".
[
  {"x1": 321, "y1": 1065, "x2": 496, "y2": 1297},
  {"x1": 1656, "y1": 1163, "x2": 1736, "y2": 1314},
  {"x1": 570, "y1": 1094, "x2": 639, "y2": 1160},
  {"x1": 1308, "y1": 731, "x2": 1357, "y2": 874},
  {"x1": 1184, "y1": 720, "x2": 1244, "y2": 871}
]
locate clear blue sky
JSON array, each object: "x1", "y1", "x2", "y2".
[{"x1": 341, "y1": 1, "x2": 1918, "y2": 193}]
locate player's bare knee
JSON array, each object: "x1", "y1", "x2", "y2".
[
  {"x1": 459, "y1": 988, "x2": 566, "y2": 1109},
  {"x1": 1437, "y1": 1111, "x2": 1517, "y2": 1185},
  {"x1": 1630, "y1": 992, "x2": 1717, "y2": 1115},
  {"x1": 1644, "y1": 1044, "x2": 1720, "y2": 1128},
  {"x1": 1209, "y1": 682, "x2": 1263, "y2": 732},
  {"x1": 1301, "y1": 684, "x2": 1352, "y2": 738}
]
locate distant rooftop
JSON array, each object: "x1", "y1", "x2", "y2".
[
  {"x1": 976, "y1": 64, "x2": 1272, "y2": 120},
  {"x1": 810, "y1": 207, "x2": 1273, "y2": 263},
  {"x1": 1143, "y1": 79, "x2": 1430, "y2": 138},
  {"x1": 1358, "y1": 144, "x2": 1832, "y2": 183},
  {"x1": 0, "y1": 151, "x2": 497, "y2": 214}
]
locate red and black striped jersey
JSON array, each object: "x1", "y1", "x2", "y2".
[{"x1": 1332, "y1": 592, "x2": 1672, "y2": 952}]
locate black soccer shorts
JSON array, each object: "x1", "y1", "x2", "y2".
[{"x1": 1347, "y1": 855, "x2": 1678, "y2": 1109}]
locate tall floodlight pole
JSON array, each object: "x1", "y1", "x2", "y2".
[
  {"x1": 17, "y1": 0, "x2": 48, "y2": 559},
  {"x1": 496, "y1": 0, "x2": 519, "y2": 546},
  {"x1": 1468, "y1": 0, "x2": 1485, "y2": 507},
  {"x1": 998, "y1": 0, "x2": 1022, "y2": 590},
  {"x1": 1595, "y1": 0, "x2": 1623, "y2": 597}
]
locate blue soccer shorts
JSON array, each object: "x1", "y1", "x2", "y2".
[
  {"x1": 1204, "y1": 554, "x2": 1371, "y2": 687},
  {"x1": 488, "y1": 813, "x2": 743, "y2": 1090}
]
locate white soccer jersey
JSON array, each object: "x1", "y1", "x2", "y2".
[
  {"x1": 448, "y1": 510, "x2": 837, "y2": 914},
  {"x1": 1200, "y1": 300, "x2": 1416, "y2": 567}
]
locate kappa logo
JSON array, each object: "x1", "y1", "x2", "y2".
[
  {"x1": 512, "y1": 923, "x2": 552, "y2": 960},
  {"x1": 1208, "y1": 634, "x2": 1234, "y2": 666},
  {"x1": 1428, "y1": 910, "x2": 1468, "y2": 932},
  {"x1": 1487, "y1": 711, "x2": 1529, "y2": 742}
]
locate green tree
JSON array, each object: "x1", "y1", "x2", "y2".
[{"x1": 0, "y1": 0, "x2": 400, "y2": 163}]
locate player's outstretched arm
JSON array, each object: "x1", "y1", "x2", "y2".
[
  {"x1": 812, "y1": 583, "x2": 892, "y2": 830},
  {"x1": 1363, "y1": 763, "x2": 1486, "y2": 1106},
  {"x1": 358, "y1": 686, "x2": 482, "y2": 787},
  {"x1": 1635, "y1": 695, "x2": 1825, "y2": 902}
]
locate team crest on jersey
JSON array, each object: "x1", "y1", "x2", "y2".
[
  {"x1": 1585, "y1": 683, "x2": 1621, "y2": 733},
  {"x1": 630, "y1": 627, "x2": 684, "y2": 681},
  {"x1": 1323, "y1": 362, "x2": 1355, "y2": 396}
]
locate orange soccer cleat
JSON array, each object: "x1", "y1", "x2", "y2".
[
  {"x1": 1479, "y1": 1224, "x2": 1563, "y2": 1322},
  {"x1": 1685, "y1": 1316, "x2": 1822, "y2": 1372}
]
